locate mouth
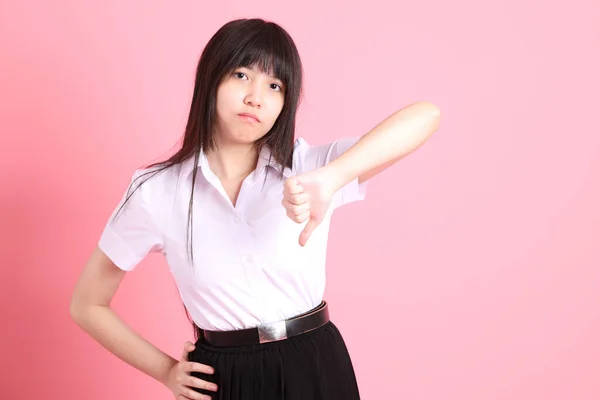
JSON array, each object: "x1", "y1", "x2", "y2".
[{"x1": 238, "y1": 113, "x2": 260, "y2": 123}]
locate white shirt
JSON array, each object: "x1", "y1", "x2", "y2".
[{"x1": 98, "y1": 137, "x2": 368, "y2": 331}]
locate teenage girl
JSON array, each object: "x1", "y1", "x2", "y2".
[{"x1": 70, "y1": 18, "x2": 440, "y2": 400}]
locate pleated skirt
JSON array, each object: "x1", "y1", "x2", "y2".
[{"x1": 188, "y1": 320, "x2": 361, "y2": 399}]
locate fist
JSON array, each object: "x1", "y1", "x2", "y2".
[{"x1": 281, "y1": 170, "x2": 336, "y2": 246}]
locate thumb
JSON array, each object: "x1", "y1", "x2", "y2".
[
  {"x1": 181, "y1": 341, "x2": 195, "y2": 361},
  {"x1": 299, "y1": 217, "x2": 320, "y2": 247}
]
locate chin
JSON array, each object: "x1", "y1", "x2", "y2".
[
  {"x1": 217, "y1": 122, "x2": 270, "y2": 145},
  {"x1": 226, "y1": 133, "x2": 266, "y2": 145},
  {"x1": 237, "y1": 129, "x2": 270, "y2": 141}
]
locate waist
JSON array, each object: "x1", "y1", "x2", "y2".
[{"x1": 199, "y1": 300, "x2": 330, "y2": 347}]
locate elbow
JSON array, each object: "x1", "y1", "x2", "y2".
[
  {"x1": 419, "y1": 101, "x2": 441, "y2": 133},
  {"x1": 69, "y1": 297, "x2": 83, "y2": 323},
  {"x1": 69, "y1": 293, "x2": 90, "y2": 325},
  {"x1": 405, "y1": 100, "x2": 441, "y2": 133},
  {"x1": 410, "y1": 101, "x2": 441, "y2": 146},
  {"x1": 417, "y1": 100, "x2": 441, "y2": 123}
]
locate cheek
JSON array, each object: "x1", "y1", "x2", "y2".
[
  {"x1": 215, "y1": 85, "x2": 239, "y2": 117},
  {"x1": 267, "y1": 97, "x2": 285, "y2": 123}
]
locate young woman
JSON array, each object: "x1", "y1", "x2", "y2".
[{"x1": 70, "y1": 18, "x2": 440, "y2": 400}]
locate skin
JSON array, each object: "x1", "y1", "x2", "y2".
[
  {"x1": 206, "y1": 66, "x2": 286, "y2": 207},
  {"x1": 69, "y1": 64, "x2": 441, "y2": 400},
  {"x1": 282, "y1": 99, "x2": 441, "y2": 246}
]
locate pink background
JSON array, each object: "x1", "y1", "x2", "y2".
[{"x1": 1, "y1": 1, "x2": 599, "y2": 399}]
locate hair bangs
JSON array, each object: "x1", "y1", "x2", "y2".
[{"x1": 228, "y1": 24, "x2": 299, "y2": 90}]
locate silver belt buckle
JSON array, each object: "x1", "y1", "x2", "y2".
[{"x1": 258, "y1": 320, "x2": 288, "y2": 344}]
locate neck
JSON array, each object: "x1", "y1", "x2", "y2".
[{"x1": 205, "y1": 140, "x2": 259, "y2": 182}]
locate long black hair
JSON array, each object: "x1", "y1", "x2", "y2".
[
  {"x1": 112, "y1": 18, "x2": 304, "y2": 339},
  {"x1": 114, "y1": 18, "x2": 303, "y2": 259}
]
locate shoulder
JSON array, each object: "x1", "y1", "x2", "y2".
[
  {"x1": 99, "y1": 164, "x2": 174, "y2": 271},
  {"x1": 292, "y1": 136, "x2": 360, "y2": 173},
  {"x1": 122, "y1": 162, "x2": 185, "y2": 209},
  {"x1": 126, "y1": 164, "x2": 169, "y2": 194},
  {"x1": 291, "y1": 137, "x2": 325, "y2": 162}
]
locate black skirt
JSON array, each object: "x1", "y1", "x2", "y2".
[{"x1": 188, "y1": 320, "x2": 361, "y2": 399}]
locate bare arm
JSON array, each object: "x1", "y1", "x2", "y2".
[
  {"x1": 325, "y1": 100, "x2": 441, "y2": 188},
  {"x1": 69, "y1": 246, "x2": 178, "y2": 386},
  {"x1": 284, "y1": 101, "x2": 441, "y2": 246}
]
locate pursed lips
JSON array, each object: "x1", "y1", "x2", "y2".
[{"x1": 238, "y1": 113, "x2": 260, "y2": 123}]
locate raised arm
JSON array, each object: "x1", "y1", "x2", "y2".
[
  {"x1": 325, "y1": 100, "x2": 441, "y2": 188},
  {"x1": 282, "y1": 101, "x2": 441, "y2": 246}
]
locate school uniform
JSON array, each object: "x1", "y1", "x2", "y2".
[{"x1": 98, "y1": 136, "x2": 368, "y2": 399}]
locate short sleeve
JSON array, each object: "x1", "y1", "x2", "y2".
[
  {"x1": 98, "y1": 170, "x2": 164, "y2": 271},
  {"x1": 295, "y1": 137, "x2": 368, "y2": 209}
]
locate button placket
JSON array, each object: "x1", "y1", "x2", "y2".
[{"x1": 232, "y1": 208, "x2": 264, "y2": 311}]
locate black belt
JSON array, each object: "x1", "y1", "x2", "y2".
[{"x1": 201, "y1": 301, "x2": 330, "y2": 347}]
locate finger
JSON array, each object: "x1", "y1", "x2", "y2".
[
  {"x1": 285, "y1": 178, "x2": 304, "y2": 195},
  {"x1": 181, "y1": 341, "x2": 195, "y2": 361},
  {"x1": 177, "y1": 393, "x2": 207, "y2": 400},
  {"x1": 292, "y1": 202, "x2": 310, "y2": 216},
  {"x1": 299, "y1": 218, "x2": 320, "y2": 246},
  {"x1": 286, "y1": 205, "x2": 309, "y2": 223},
  {"x1": 287, "y1": 192, "x2": 309, "y2": 205},
  {"x1": 185, "y1": 361, "x2": 215, "y2": 375},
  {"x1": 179, "y1": 386, "x2": 212, "y2": 400},
  {"x1": 177, "y1": 395, "x2": 207, "y2": 400},
  {"x1": 186, "y1": 375, "x2": 219, "y2": 392},
  {"x1": 282, "y1": 199, "x2": 310, "y2": 216},
  {"x1": 289, "y1": 210, "x2": 310, "y2": 224}
]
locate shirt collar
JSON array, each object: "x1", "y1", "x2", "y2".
[
  {"x1": 254, "y1": 143, "x2": 293, "y2": 180},
  {"x1": 178, "y1": 144, "x2": 293, "y2": 183}
]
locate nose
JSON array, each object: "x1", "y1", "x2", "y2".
[{"x1": 244, "y1": 84, "x2": 264, "y2": 108}]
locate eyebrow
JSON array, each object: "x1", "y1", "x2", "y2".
[{"x1": 241, "y1": 65, "x2": 282, "y2": 80}]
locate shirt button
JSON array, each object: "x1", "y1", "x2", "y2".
[
  {"x1": 234, "y1": 214, "x2": 243, "y2": 224},
  {"x1": 242, "y1": 255, "x2": 253, "y2": 264}
]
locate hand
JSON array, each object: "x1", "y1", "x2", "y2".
[
  {"x1": 165, "y1": 341, "x2": 218, "y2": 400},
  {"x1": 282, "y1": 169, "x2": 336, "y2": 247}
]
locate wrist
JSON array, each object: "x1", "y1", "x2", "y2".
[
  {"x1": 157, "y1": 356, "x2": 178, "y2": 386},
  {"x1": 319, "y1": 161, "x2": 354, "y2": 193}
]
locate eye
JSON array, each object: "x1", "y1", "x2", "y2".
[
  {"x1": 270, "y1": 83, "x2": 283, "y2": 92},
  {"x1": 234, "y1": 71, "x2": 248, "y2": 80}
]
